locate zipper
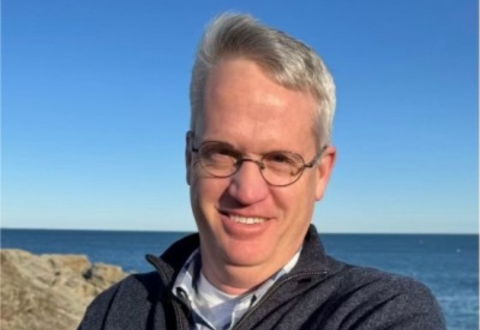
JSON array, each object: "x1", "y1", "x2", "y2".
[
  {"x1": 146, "y1": 254, "x2": 191, "y2": 330},
  {"x1": 231, "y1": 271, "x2": 328, "y2": 330}
]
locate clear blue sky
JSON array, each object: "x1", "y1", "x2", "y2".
[{"x1": 3, "y1": 0, "x2": 478, "y2": 233}]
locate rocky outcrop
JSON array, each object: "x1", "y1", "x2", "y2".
[{"x1": 0, "y1": 249, "x2": 128, "y2": 330}]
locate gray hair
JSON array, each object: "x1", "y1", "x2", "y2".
[{"x1": 190, "y1": 13, "x2": 336, "y2": 148}]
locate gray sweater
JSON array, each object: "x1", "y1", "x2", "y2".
[{"x1": 78, "y1": 225, "x2": 446, "y2": 330}]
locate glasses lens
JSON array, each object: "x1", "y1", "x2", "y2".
[
  {"x1": 262, "y1": 151, "x2": 304, "y2": 186},
  {"x1": 198, "y1": 142, "x2": 238, "y2": 177}
]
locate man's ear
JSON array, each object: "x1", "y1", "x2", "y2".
[
  {"x1": 185, "y1": 131, "x2": 193, "y2": 185},
  {"x1": 315, "y1": 145, "x2": 336, "y2": 201}
]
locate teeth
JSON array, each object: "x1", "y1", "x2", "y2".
[{"x1": 229, "y1": 214, "x2": 266, "y2": 224}]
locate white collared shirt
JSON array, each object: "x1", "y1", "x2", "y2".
[{"x1": 172, "y1": 249, "x2": 301, "y2": 330}]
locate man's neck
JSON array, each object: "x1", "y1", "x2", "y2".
[{"x1": 200, "y1": 250, "x2": 301, "y2": 295}]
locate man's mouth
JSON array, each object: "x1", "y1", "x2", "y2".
[{"x1": 228, "y1": 214, "x2": 266, "y2": 224}]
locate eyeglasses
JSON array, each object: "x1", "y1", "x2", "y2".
[{"x1": 191, "y1": 141, "x2": 324, "y2": 187}]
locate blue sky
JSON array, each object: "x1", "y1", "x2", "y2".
[{"x1": 2, "y1": 0, "x2": 478, "y2": 233}]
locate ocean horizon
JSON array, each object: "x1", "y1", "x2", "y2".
[{"x1": 1, "y1": 228, "x2": 478, "y2": 330}]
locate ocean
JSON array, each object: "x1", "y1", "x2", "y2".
[{"x1": 1, "y1": 229, "x2": 478, "y2": 330}]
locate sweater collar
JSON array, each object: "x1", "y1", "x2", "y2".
[{"x1": 292, "y1": 224, "x2": 330, "y2": 274}]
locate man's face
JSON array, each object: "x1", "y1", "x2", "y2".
[{"x1": 186, "y1": 57, "x2": 335, "y2": 283}]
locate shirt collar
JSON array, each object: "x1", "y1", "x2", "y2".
[{"x1": 172, "y1": 248, "x2": 301, "y2": 329}]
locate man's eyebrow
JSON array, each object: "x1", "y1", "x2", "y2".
[
  {"x1": 197, "y1": 140, "x2": 242, "y2": 152},
  {"x1": 200, "y1": 140, "x2": 302, "y2": 157},
  {"x1": 200, "y1": 140, "x2": 235, "y2": 148}
]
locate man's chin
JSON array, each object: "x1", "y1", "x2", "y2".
[{"x1": 220, "y1": 241, "x2": 277, "y2": 268}]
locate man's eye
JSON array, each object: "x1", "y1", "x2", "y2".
[
  {"x1": 202, "y1": 146, "x2": 237, "y2": 159},
  {"x1": 268, "y1": 153, "x2": 294, "y2": 164},
  {"x1": 217, "y1": 148, "x2": 235, "y2": 156}
]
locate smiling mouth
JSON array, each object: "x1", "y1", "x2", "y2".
[{"x1": 228, "y1": 214, "x2": 267, "y2": 224}]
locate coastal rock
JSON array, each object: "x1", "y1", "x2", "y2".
[{"x1": 0, "y1": 249, "x2": 127, "y2": 330}]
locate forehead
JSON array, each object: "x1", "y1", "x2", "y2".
[{"x1": 196, "y1": 57, "x2": 317, "y2": 153}]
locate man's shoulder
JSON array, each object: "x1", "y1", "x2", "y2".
[
  {"x1": 103, "y1": 271, "x2": 163, "y2": 298},
  {"x1": 297, "y1": 228, "x2": 444, "y2": 327},
  {"x1": 76, "y1": 236, "x2": 199, "y2": 330},
  {"x1": 77, "y1": 271, "x2": 165, "y2": 329},
  {"x1": 326, "y1": 256, "x2": 436, "y2": 300},
  {"x1": 94, "y1": 270, "x2": 163, "y2": 305},
  {"x1": 317, "y1": 257, "x2": 446, "y2": 329}
]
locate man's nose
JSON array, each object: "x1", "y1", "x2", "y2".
[{"x1": 228, "y1": 160, "x2": 269, "y2": 205}]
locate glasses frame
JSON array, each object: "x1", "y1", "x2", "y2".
[{"x1": 190, "y1": 141, "x2": 326, "y2": 187}]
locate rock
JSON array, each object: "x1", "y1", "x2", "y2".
[{"x1": 0, "y1": 249, "x2": 128, "y2": 330}]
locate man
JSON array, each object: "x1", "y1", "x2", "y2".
[{"x1": 78, "y1": 13, "x2": 446, "y2": 330}]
